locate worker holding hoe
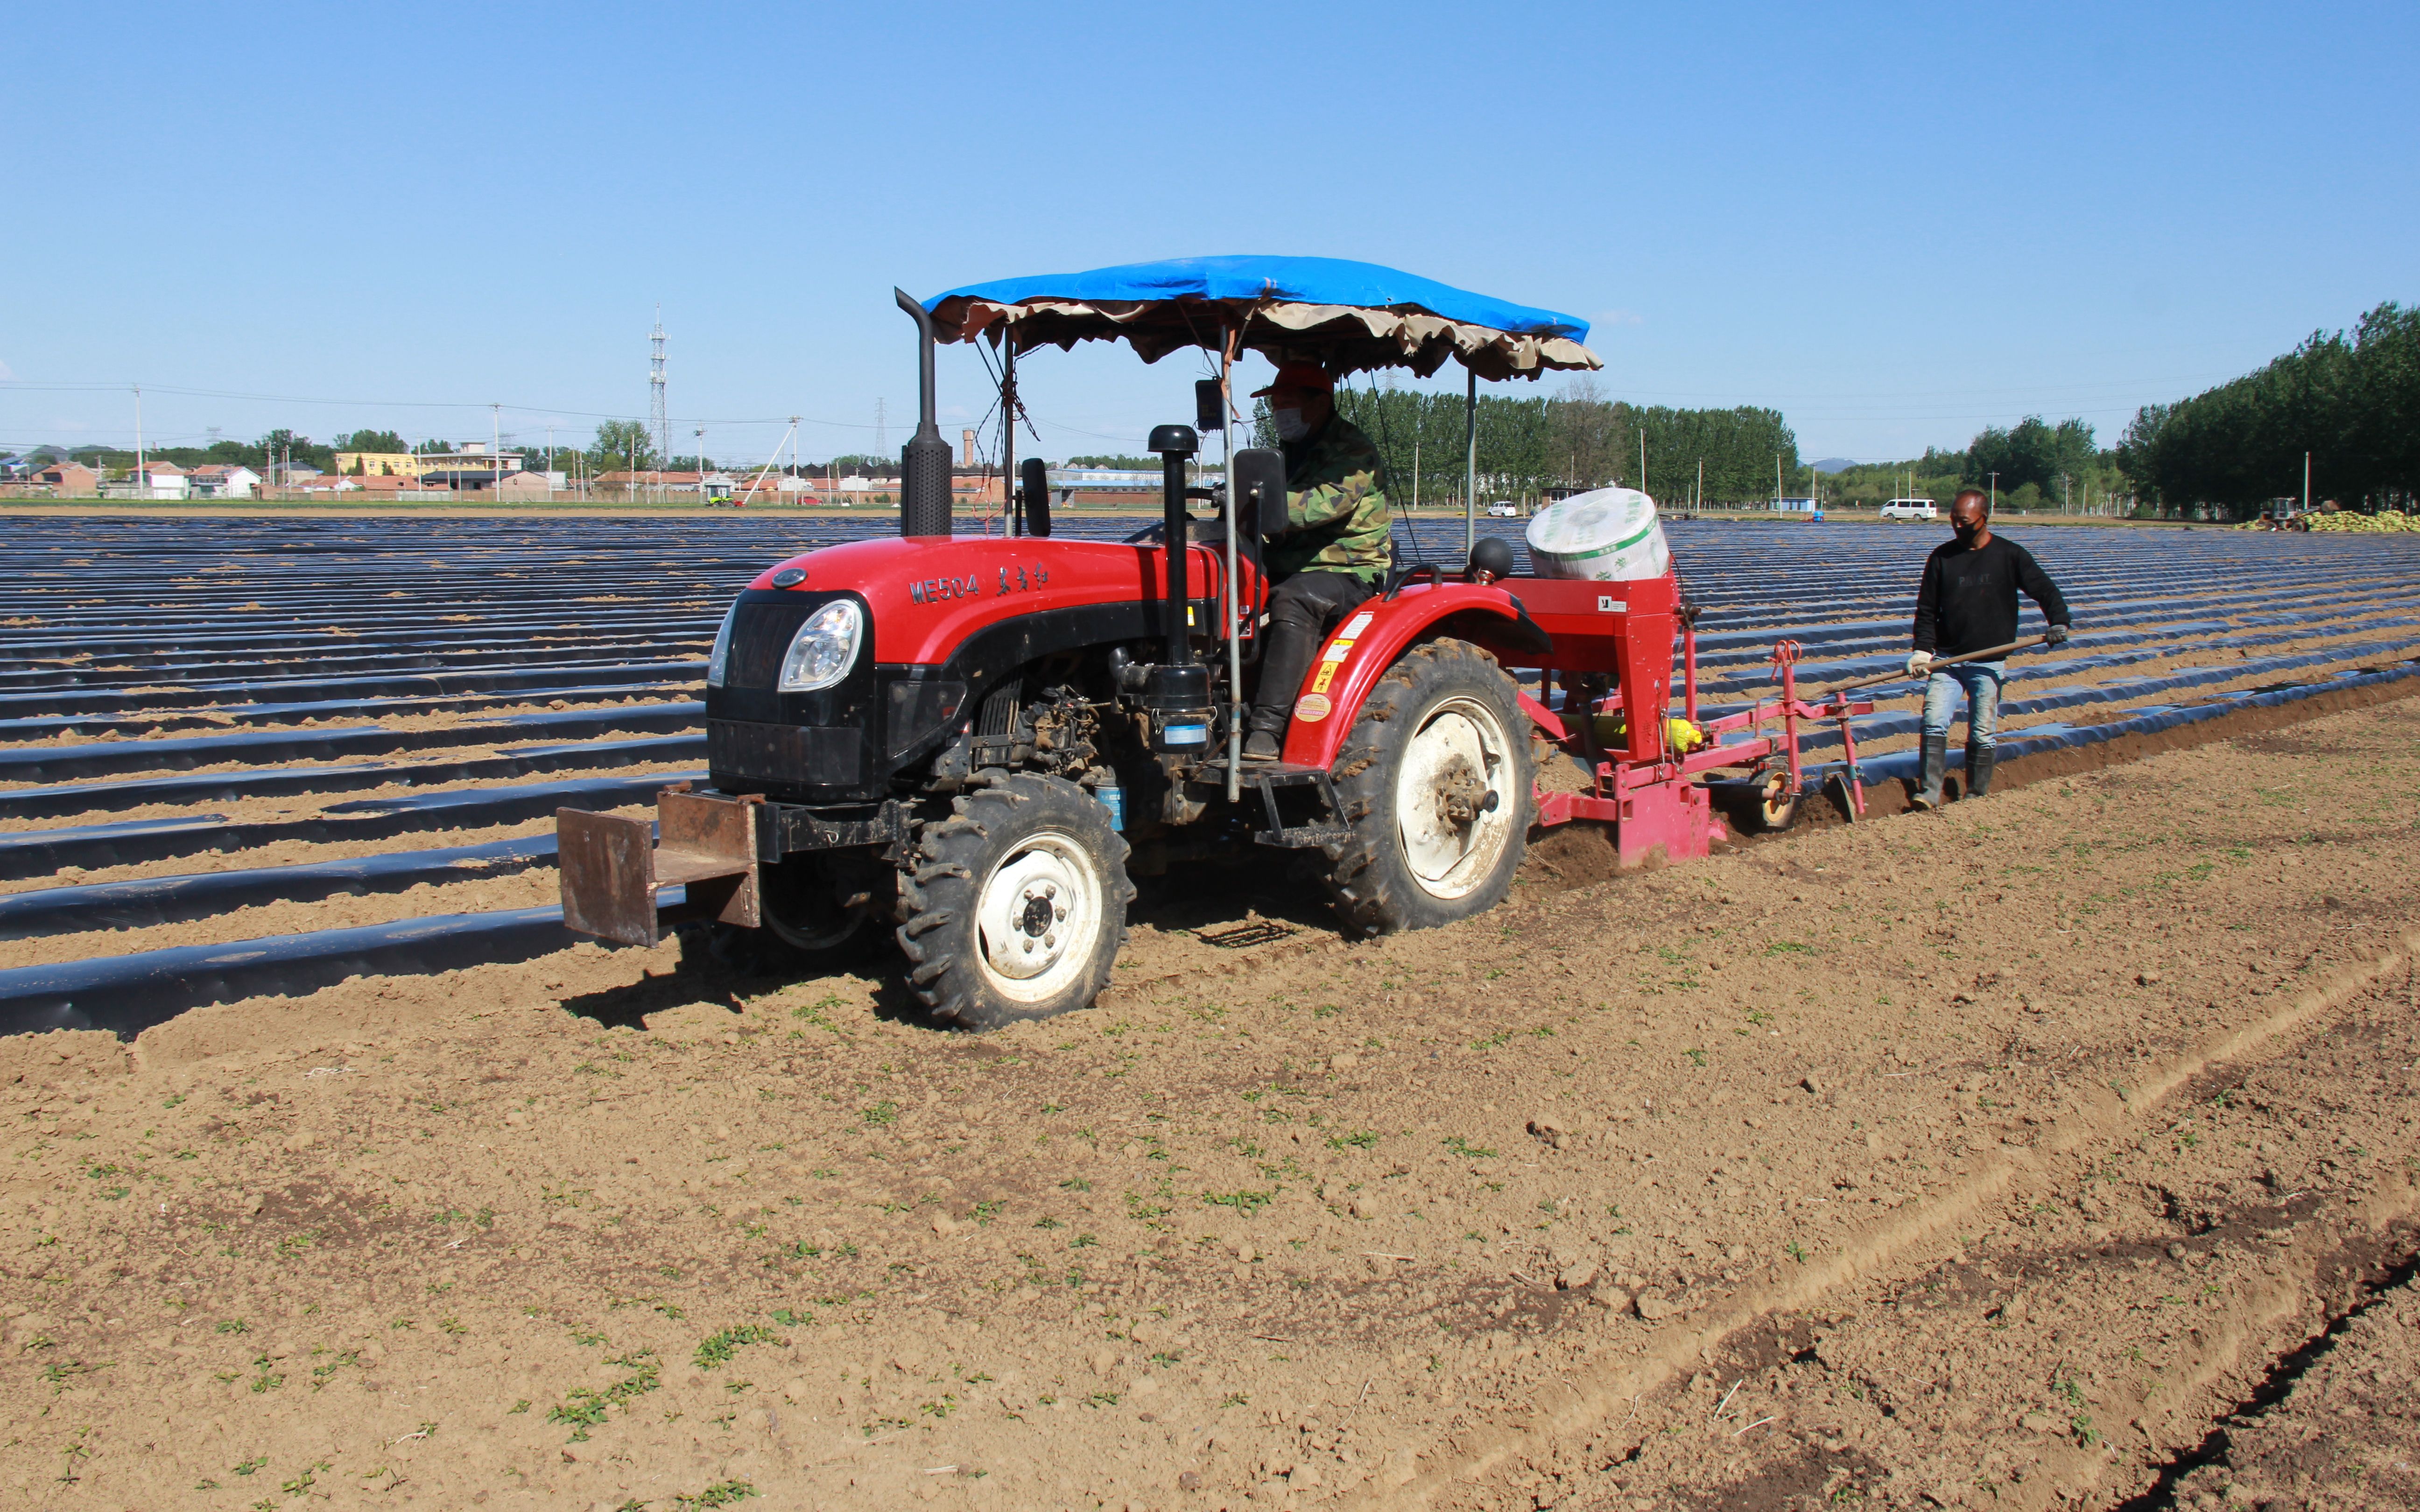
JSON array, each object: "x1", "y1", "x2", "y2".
[
  {"x1": 1906, "y1": 488, "x2": 2072, "y2": 807},
  {"x1": 1242, "y1": 363, "x2": 1394, "y2": 762}
]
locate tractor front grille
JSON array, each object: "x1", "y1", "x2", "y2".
[{"x1": 708, "y1": 719, "x2": 864, "y2": 787}]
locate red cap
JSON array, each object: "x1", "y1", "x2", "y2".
[{"x1": 1249, "y1": 362, "x2": 1333, "y2": 399}]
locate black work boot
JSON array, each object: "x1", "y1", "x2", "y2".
[
  {"x1": 1964, "y1": 739, "x2": 1996, "y2": 798},
  {"x1": 1248, "y1": 711, "x2": 1287, "y2": 764},
  {"x1": 1910, "y1": 732, "x2": 1948, "y2": 810}
]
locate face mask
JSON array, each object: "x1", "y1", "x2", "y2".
[
  {"x1": 1954, "y1": 517, "x2": 1983, "y2": 542},
  {"x1": 1273, "y1": 407, "x2": 1311, "y2": 443}
]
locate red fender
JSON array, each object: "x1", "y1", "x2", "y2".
[{"x1": 1277, "y1": 582, "x2": 1548, "y2": 768}]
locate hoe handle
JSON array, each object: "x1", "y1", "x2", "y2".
[{"x1": 1812, "y1": 635, "x2": 2050, "y2": 699}]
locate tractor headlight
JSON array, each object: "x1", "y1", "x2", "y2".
[
  {"x1": 777, "y1": 599, "x2": 864, "y2": 692},
  {"x1": 704, "y1": 603, "x2": 738, "y2": 689}
]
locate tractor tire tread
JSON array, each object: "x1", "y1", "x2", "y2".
[
  {"x1": 1318, "y1": 637, "x2": 1532, "y2": 938},
  {"x1": 892, "y1": 772, "x2": 1133, "y2": 1030}
]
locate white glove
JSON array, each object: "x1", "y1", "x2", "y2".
[{"x1": 1906, "y1": 651, "x2": 1934, "y2": 677}]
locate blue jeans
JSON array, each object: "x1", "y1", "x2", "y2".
[{"x1": 1921, "y1": 662, "x2": 2004, "y2": 747}]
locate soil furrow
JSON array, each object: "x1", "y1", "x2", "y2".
[{"x1": 0, "y1": 697, "x2": 2409, "y2": 1507}]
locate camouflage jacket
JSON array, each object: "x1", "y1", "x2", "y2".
[{"x1": 1265, "y1": 415, "x2": 1392, "y2": 583}]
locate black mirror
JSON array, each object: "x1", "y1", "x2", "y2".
[
  {"x1": 1229, "y1": 448, "x2": 1285, "y2": 560},
  {"x1": 1020, "y1": 456, "x2": 1052, "y2": 539},
  {"x1": 1194, "y1": 379, "x2": 1225, "y2": 433}
]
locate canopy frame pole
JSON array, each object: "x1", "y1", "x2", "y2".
[
  {"x1": 1221, "y1": 326, "x2": 1243, "y2": 803},
  {"x1": 1463, "y1": 367, "x2": 1478, "y2": 560},
  {"x1": 1002, "y1": 339, "x2": 1018, "y2": 537}
]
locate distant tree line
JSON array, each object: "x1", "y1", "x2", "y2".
[
  {"x1": 2118, "y1": 301, "x2": 2418, "y2": 516},
  {"x1": 56, "y1": 306, "x2": 2414, "y2": 522},
  {"x1": 1250, "y1": 377, "x2": 1799, "y2": 506},
  {"x1": 62, "y1": 428, "x2": 344, "y2": 474},
  {"x1": 825, "y1": 452, "x2": 900, "y2": 478}
]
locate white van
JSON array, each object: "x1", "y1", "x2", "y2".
[{"x1": 1878, "y1": 498, "x2": 1938, "y2": 521}]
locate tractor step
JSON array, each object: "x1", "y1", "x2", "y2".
[
  {"x1": 557, "y1": 786, "x2": 764, "y2": 948},
  {"x1": 1209, "y1": 763, "x2": 1349, "y2": 850}
]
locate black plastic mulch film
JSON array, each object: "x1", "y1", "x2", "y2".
[{"x1": 0, "y1": 513, "x2": 2413, "y2": 1038}]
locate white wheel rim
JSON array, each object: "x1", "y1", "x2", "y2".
[
  {"x1": 1759, "y1": 771, "x2": 1795, "y2": 828},
  {"x1": 1393, "y1": 694, "x2": 1517, "y2": 901},
  {"x1": 973, "y1": 828, "x2": 1104, "y2": 1005}
]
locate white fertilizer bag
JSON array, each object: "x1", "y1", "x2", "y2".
[{"x1": 1524, "y1": 487, "x2": 1671, "y2": 581}]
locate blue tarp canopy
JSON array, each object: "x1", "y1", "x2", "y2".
[{"x1": 925, "y1": 255, "x2": 1601, "y2": 382}]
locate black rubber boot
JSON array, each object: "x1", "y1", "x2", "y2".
[
  {"x1": 1242, "y1": 729, "x2": 1282, "y2": 762},
  {"x1": 1964, "y1": 739, "x2": 1996, "y2": 798},
  {"x1": 1911, "y1": 732, "x2": 1948, "y2": 810}
]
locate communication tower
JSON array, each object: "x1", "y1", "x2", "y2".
[{"x1": 649, "y1": 307, "x2": 668, "y2": 469}]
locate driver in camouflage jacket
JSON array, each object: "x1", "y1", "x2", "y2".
[{"x1": 1243, "y1": 364, "x2": 1394, "y2": 760}]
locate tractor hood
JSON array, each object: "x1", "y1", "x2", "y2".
[{"x1": 746, "y1": 536, "x2": 1226, "y2": 667}]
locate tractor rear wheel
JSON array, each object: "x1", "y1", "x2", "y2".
[
  {"x1": 1324, "y1": 638, "x2": 1532, "y2": 937},
  {"x1": 896, "y1": 772, "x2": 1133, "y2": 1029}
]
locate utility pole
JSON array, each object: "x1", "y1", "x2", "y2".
[
  {"x1": 1987, "y1": 471, "x2": 1998, "y2": 512},
  {"x1": 1638, "y1": 428, "x2": 1646, "y2": 501},
  {"x1": 491, "y1": 404, "x2": 501, "y2": 500},
  {"x1": 695, "y1": 427, "x2": 708, "y2": 502},
  {"x1": 133, "y1": 385, "x2": 144, "y2": 488},
  {"x1": 1696, "y1": 456, "x2": 1704, "y2": 517},
  {"x1": 2302, "y1": 451, "x2": 2311, "y2": 513},
  {"x1": 649, "y1": 307, "x2": 668, "y2": 496},
  {"x1": 1775, "y1": 453, "x2": 1783, "y2": 511}
]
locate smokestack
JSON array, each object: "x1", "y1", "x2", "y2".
[{"x1": 894, "y1": 288, "x2": 952, "y2": 537}]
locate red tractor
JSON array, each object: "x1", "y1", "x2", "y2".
[{"x1": 557, "y1": 258, "x2": 1869, "y2": 1027}]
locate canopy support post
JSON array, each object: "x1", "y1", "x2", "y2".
[
  {"x1": 1463, "y1": 367, "x2": 1478, "y2": 561},
  {"x1": 1221, "y1": 329, "x2": 1243, "y2": 804},
  {"x1": 1002, "y1": 340, "x2": 1018, "y2": 537}
]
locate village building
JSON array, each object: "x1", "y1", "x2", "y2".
[{"x1": 186, "y1": 464, "x2": 261, "y2": 499}]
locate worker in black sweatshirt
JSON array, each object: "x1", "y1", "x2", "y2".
[{"x1": 1904, "y1": 488, "x2": 2073, "y2": 807}]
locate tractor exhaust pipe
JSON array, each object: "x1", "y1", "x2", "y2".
[
  {"x1": 895, "y1": 287, "x2": 952, "y2": 538},
  {"x1": 1140, "y1": 423, "x2": 1211, "y2": 755},
  {"x1": 1148, "y1": 424, "x2": 1199, "y2": 665}
]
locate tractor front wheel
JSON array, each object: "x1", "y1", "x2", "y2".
[
  {"x1": 1324, "y1": 638, "x2": 1532, "y2": 937},
  {"x1": 896, "y1": 772, "x2": 1133, "y2": 1029}
]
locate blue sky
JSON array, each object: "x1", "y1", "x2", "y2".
[{"x1": 3, "y1": 1, "x2": 2413, "y2": 469}]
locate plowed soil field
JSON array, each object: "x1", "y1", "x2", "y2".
[{"x1": 3, "y1": 686, "x2": 2414, "y2": 1512}]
